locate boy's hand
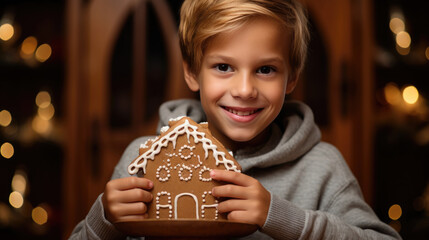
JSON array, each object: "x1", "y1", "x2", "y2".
[
  {"x1": 210, "y1": 169, "x2": 270, "y2": 228},
  {"x1": 102, "y1": 177, "x2": 153, "y2": 223}
]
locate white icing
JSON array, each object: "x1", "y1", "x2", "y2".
[
  {"x1": 201, "y1": 191, "x2": 219, "y2": 219},
  {"x1": 198, "y1": 166, "x2": 212, "y2": 182},
  {"x1": 178, "y1": 165, "x2": 192, "y2": 181},
  {"x1": 128, "y1": 119, "x2": 240, "y2": 175},
  {"x1": 160, "y1": 126, "x2": 170, "y2": 133},
  {"x1": 169, "y1": 116, "x2": 186, "y2": 123},
  {"x1": 155, "y1": 191, "x2": 173, "y2": 219},
  {"x1": 156, "y1": 165, "x2": 170, "y2": 182},
  {"x1": 174, "y1": 193, "x2": 199, "y2": 219}
]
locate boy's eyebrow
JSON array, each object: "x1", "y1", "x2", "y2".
[{"x1": 206, "y1": 55, "x2": 286, "y2": 65}]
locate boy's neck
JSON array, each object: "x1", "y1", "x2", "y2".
[{"x1": 212, "y1": 126, "x2": 272, "y2": 153}]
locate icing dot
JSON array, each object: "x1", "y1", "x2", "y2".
[{"x1": 178, "y1": 165, "x2": 193, "y2": 181}]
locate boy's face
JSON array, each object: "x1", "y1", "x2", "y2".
[{"x1": 184, "y1": 17, "x2": 296, "y2": 150}]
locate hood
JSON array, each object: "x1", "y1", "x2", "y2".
[{"x1": 158, "y1": 99, "x2": 321, "y2": 172}]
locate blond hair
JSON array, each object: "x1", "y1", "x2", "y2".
[{"x1": 179, "y1": 0, "x2": 309, "y2": 78}]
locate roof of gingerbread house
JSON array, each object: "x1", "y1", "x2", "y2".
[{"x1": 128, "y1": 116, "x2": 241, "y2": 175}]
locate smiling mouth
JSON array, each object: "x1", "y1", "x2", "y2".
[{"x1": 222, "y1": 106, "x2": 262, "y2": 116}]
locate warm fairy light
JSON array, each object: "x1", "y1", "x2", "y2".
[
  {"x1": 0, "y1": 110, "x2": 12, "y2": 127},
  {"x1": 38, "y1": 103, "x2": 55, "y2": 120},
  {"x1": 388, "y1": 204, "x2": 402, "y2": 220},
  {"x1": 389, "y1": 17, "x2": 405, "y2": 34},
  {"x1": 12, "y1": 170, "x2": 27, "y2": 195},
  {"x1": 35, "y1": 91, "x2": 51, "y2": 108},
  {"x1": 32, "y1": 206, "x2": 48, "y2": 225},
  {"x1": 384, "y1": 83, "x2": 402, "y2": 105},
  {"x1": 396, "y1": 31, "x2": 411, "y2": 49},
  {"x1": 35, "y1": 43, "x2": 52, "y2": 62},
  {"x1": 9, "y1": 191, "x2": 24, "y2": 208},
  {"x1": 0, "y1": 23, "x2": 14, "y2": 41},
  {"x1": 396, "y1": 44, "x2": 410, "y2": 56},
  {"x1": 20, "y1": 36, "x2": 38, "y2": 58},
  {"x1": 402, "y1": 85, "x2": 419, "y2": 104},
  {"x1": 32, "y1": 116, "x2": 52, "y2": 134},
  {"x1": 1, "y1": 142, "x2": 14, "y2": 159}
]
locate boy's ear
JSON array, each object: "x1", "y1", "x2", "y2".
[
  {"x1": 285, "y1": 73, "x2": 299, "y2": 94},
  {"x1": 183, "y1": 61, "x2": 200, "y2": 92}
]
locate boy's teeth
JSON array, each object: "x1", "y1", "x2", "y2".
[{"x1": 227, "y1": 108, "x2": 257, "y2": 116}]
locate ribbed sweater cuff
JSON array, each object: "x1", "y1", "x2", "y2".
[
  {"x1": 261, "y1": 193, "x2": 306, "y2": 239},
  {"x1": 85, "y1": 194, "x2": 125, "y2": 240}
]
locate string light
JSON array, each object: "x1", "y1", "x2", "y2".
[
  {"x1": 9, "y1": 191, "x2": 24, "y2": 209},
  {"x1": 1, "y1": 142, "x2": 14, "y2": 159},
  {"x1": 35, "y1": 91, "x2": 51, "y2": 108},
  {"x1": 32, "y1": 206, "x2": 48, "y2": 225},
  {"x1": 38, "y1": 103, "x2": 55, "y2": 120},
  {"x1": 396, "y1": 31, "x2": 411, "y2": 49},
  {"x1": 384, "y1": 83, "x2": 402, "y2": 106},
  {"x1": 0, "y1": 110, "x2": 12, "y2": 127},
  {"x1": 388, "y1": 204, "x2": 402, "y2": 220},
  {"x1": 12, "y1": 170, "x2": 27, "y2": 195},
  {"x1": 32, "y1": 115, "x2": 52, "y2": 135},
  {"x1": 35, "y1": 43, "x2": 52, "y2": 62},
  {"x1": 0, "y1": 23, "x2": 14, "y2": 41},
  {"x1": 20, "y1": 36, "x2": 38, "y2": 59},
  {"x1": 402, "y1": 85, "x2": 419, "y2": 104},
  {"x1": 389, "y1": 17, "x2": 405, "y2": 34}
]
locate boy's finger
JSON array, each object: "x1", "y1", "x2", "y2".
[
  {"x1": 114, "y1": 188, "x2": 153, "y2": 203},
  {"x1": 108, "y1": 177, "x2": 153, "y2": 191},
  {"x1": 210, "y1": 169, "x2": 255, "y2": 186},
  {"x1": 113, "y1": 202, "x2": 149, "y2": 216},
  {"x1": 216, "y1": 199, "x2": 247, "y2": 213},
  {"x1": 211, "y1": 184, "x2": 247, "y2": 199}
]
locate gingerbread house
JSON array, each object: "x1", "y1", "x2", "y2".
[{"x1": 128, "y1": 116, "x2": 241, "y2": 220}]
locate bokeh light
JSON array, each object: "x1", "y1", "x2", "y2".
[
  {"x1": 388, "y1": 204, "x2": 402, "y2": 220},
  {"x1": 9, "y1": 191, "x2": 24, "y2": 209},
  {"x1": 20, "y1": 36, "x2": 38, "y2": 59},
  {"x1": 384, "y1": 83, "x2": 402, "y2": 106},
  {"x1": 396, "y1": 31, "x2": 411, "y2": 49},
  {"x1": 32, "y1": 116, "x2": 52, "y2": 135},
  {"x1": 0, "y1": 110, "x2": 12, "y2": 127},
  {"x1": 35, "y1": 43, "x2": 52, "y2": 62},
  {"x1": 12, "y1": 170, "x2": 27, "y2": 195},
  {"x1": 35, "y1": 91, "x2": 51, "y2": 108},
  {"x1": 38, "y1": 103, "x2": 55, "y2": 120},
  {"x1": 32, "y1": 206, "x2": 48, "y2": 225},
  {"x1": 1, "y1": 142, "x2": 14, "y2": 159},
  {"x1": 402, "y1": 85, "x2": 419, "y2": 104},
  {"x1": 0, "y1": 23, "x2": 14, "y2": 41},
  {"x1": 389, "y1": 17, "x2": 405, "y2": 34}
]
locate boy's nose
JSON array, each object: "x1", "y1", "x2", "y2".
[{"x1": 230, "y1": 72, "x2": 258, "y2": 99}]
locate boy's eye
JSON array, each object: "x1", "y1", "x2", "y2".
[
  {"x1": 257, "y1": 66, "x2": 275, "y2": 75},
  {"x1": 215, "y1": 64, "x2": 232, "y2": 72}
]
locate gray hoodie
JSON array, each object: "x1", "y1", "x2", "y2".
[{"x1": 70, "y1": 99, "x2": 401, "y2": 240}]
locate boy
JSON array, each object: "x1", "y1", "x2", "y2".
[{"x1": 70, "y1": 0, "x2": 401, "y2": 239}]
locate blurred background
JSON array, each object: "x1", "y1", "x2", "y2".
[{"x1": 0, "y1": 0, "x2": 428, "y2": 239}]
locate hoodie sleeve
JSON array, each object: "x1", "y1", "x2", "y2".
[
  {"x1": 68, "y1": 194, "x2": 126, "y2": 240},
  {"x1": 261, "y1": 183, "x2": 402, "y2": 240},
  {"x1": 68, "y1": 136, "x2": 150, "y2": 240}
]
